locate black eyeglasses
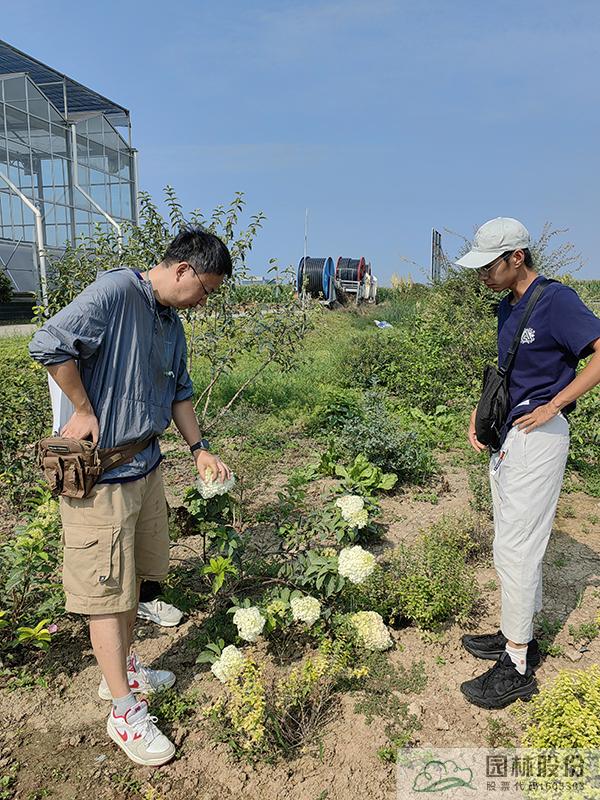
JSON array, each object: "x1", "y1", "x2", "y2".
[
  {"x1": 476, "y1": 251, "x2": 512, "y2": 277},
  {"x1": 186, "y1": 264, "x2": 219, "y2": 298}
]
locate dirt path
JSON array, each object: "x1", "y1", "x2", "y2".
[{"x1": 2, "y1": 455, "x2": 599, "y2": 800}]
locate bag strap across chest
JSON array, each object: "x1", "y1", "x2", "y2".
[{"x1": 499, "y1": 278, "x2": 553, "y2": 377}]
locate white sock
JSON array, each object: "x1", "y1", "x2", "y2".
[
  {"x1": 505, "y1": 644, "x2": 528, "y2": 675},
  {"x1": 112, "y1": 691, "x2": 137, "y2": 717}
]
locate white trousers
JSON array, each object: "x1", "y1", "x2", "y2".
[{"x1": 489, "y1": 414, "x2": 570, "y2": 644}]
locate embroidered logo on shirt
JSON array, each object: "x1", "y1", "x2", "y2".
[{"x1": 521, "y1": 327, "x2": 536, "y2": 344}]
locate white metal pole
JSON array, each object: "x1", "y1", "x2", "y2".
[{"x1": 302, "y1": 207, "x2": 308, "y2": 307}]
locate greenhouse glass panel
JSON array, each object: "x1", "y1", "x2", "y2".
[
  {"x1": 4, "y1": 106, "x2": 29, "y2": 140},
  {"x1": 55, "y1": 224, "x2": 69, "y2": 245},
  {"x1": 3, "y1": 76, "x2": 27, "y2": 108},
  {"x1": 105, "y1": 146, "x2": 119, "y2": 176},
  {"x1": 54, "y1": 204, "x2": 68, "y2": 225},
  {"x1": 117, "y1": 151, "x2": 132, "y2": 180},
  {"x1": 26, "y1": 81, "x2": 51, "y2": 121},
  {"x1": 76, "y1": 135, "x2": 88, "y2": 163},
  {"x1": 90, "y1": 182, "x2": 107, "y2": 207},
  {"x1": 120, "y1": 183, "x2": 132, "y2": 218},
  {"x1": 50, "y1": 124, "x2": 68, "y2": 157},
  {"x1": 0, "y1": 138, "x2": 8, "y2": 170},
  {"x1": 44, "y1": 224, "x2": 57, "y2": 246},
  {"x1": 43, "y1": 205, "x2": 56, "y2": 225},
  {"x1": 75, "y1": 221, "x2": 90, "y2": 239},
  {"x1": 109, "y1": 182, "x2": 120, "y2": 217}
]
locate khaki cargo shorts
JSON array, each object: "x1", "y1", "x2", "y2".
[{"x1": 59, "y1": 465, "x2": 169, "y2": 615}]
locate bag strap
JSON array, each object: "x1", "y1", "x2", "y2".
[
  {"x1": 98, "y1": 437, "x2": 154, "y2": 472},
  {"x1": 499, "y1": 278, "x2": 554, "y2": 377}
]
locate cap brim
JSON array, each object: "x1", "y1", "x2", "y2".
[{"x1": 455, "y1": 248, "x2": 505, "y2": 269}]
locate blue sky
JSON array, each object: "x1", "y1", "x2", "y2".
[{"x1": 3, "y1": 1, "x2": 600, "y2": 283}]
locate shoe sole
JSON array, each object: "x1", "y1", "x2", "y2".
[
  {"x1": 460, "y1": 680, "x2": 538, "y2": 710},
  {"x1": 136, "y1": 611, "x2": 181, "y2": 627},
  {"x1": 106, "y1": 721, "x2": 175, "y2": 766},
  {"x1": 98, "y1": 672, "x2": 176, "y2": 701},
  {"x1": 462, "y1": 638, "x2": 542, "y2": 669}
]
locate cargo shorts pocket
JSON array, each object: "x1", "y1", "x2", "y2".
[{"x1": 62, "y1": 525, "x2": 121, "y2": 597}]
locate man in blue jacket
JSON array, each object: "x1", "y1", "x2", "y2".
[
  {"x1": 30, "y1": 227, "x2": 232, "y2": 765},
  {"x1": 457, "y1": 217, "x2": 600, "y2": 709}
]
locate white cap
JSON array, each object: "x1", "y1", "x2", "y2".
[{"x1": 455, "y1": 217, "x2": 531, "y2": 269}]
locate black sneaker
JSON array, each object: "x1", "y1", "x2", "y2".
[
  {"x1": 461, "y1": 630, "x2": 541, "y2": 668},
  {"x1": 460, "y1": 652, "x2": 538, "y2": 709}
]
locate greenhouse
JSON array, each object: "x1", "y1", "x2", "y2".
[{"x1": 0, "y1": 38, "x2": 137, "y2": 298}]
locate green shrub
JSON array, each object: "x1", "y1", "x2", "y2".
[
  {"x1": 205, "y1": 636, "x2": 368, "y2": 763},
  {"x1": 346, "y1": 516, "x2": 479, "y2": 629},
  {"x1": 229, "y1": 283, "x2": 295, "y2": 305},
  {"x1": 0, "y1": 494, "x2": 64, "y2": 659},
  {"x1": 0, "y1": 338, "x2": 52, "y2": 508},
  {"x1": 0, "y1": 268, "x2": 13, "y2": 303},
  {"x1": 308, "y1": 386, "x2": 364, "y2": 434},
  {"x1": 568, "y1": 385, "x2": 600, "y2": 479},
  {"x1": 568, "y1": 621, "x2": 599, "y2": 644},
  {"x1": 338, "y1": 390, "x2": 437, "y2": 484},
  {"x1": 516, "y1": 664, "x2": 600, "y2": 749},
  {"x1": 393, "y1": 402, "x2": 468, "y2": 450},
  {"x1": 343, "y1": 269, "x2": 496, "y2": 412}
]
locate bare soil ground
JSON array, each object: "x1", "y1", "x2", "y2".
[{"x1": 2, "y1": 449, "x2": 599, "y2": 800}]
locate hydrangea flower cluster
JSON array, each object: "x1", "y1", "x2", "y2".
[
  {"x1": 196, "y1": 467, "x2": 236, "y2": 500},
  {"x1": 350, "y1": 611, "x2": 393, "y2": 651},
  {"x1": 320, "y1": 546, "x2": 338, "y2": 558},
  {"x1": 290, "y1": 595, "x2": 321, "y2": 627},
  {"x1": 35, "y1": 499, "x2": 61, "y2": 529},
  {"x1": 265, "y1": 599, "x2": 287, "y2": 617},
  {"x1": 335, "y1": 495, "x2": 369, "y2": 528},
  {"x1": 233, "y1": 606, "x2": 266, "y2": 642},
  {"x1": 337, "y1": 545, "x2": 376, "y2": 584},
  {"x1": 211, "y1": 644, "x2": 246, "y2": 683}
]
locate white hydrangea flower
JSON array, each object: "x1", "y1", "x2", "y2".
[
  {"x1": 290, "y1": 595, "x2": 321, "y2": 627},
  {"x1": 337, "y1": 545, "x2": 376, "y2": 584},
  {"x1": 196, "y1": 466, "x2": 236, "y2": 500},
  {"x1": 210, "y1": 644, "x2": 245, "y2": 683},
  {"x1": 232, "y1": 606, "x2": 266, "y2": 642},
  {"x1": 335, "y1": 494, "x2": 364, "y2": 521},
  {"x1": 351, "y1": 611, "x2": 393, "y2": 651},
  {"x1": 347, "y1": 508, "x2": 369, "y2": 529}
]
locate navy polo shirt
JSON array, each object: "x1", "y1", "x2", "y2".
[{"x1": 497, "y1": 275, "x2": 600, "y2": 442}]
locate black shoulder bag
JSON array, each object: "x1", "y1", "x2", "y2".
[{"x1": 475, "y1": 279, "x2": 552, "y2": 452}]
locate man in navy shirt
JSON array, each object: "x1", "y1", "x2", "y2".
[{"x1": 456, "y1": 217, "x2": 600, "y2": 709}]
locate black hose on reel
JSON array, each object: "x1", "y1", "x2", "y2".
[
  {"x1": 297, "y1": 257, "x2": 335, "y2": 298},
  {"x1": 336, "y1": 257, "x2": 366, "y2": 282}
]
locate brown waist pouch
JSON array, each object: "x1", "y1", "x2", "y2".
[{"x1": 38, "y1": 437, "x2": 154, "y2": 499}]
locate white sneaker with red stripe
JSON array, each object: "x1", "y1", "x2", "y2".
[
  {"x1": 98, "y1": 653, "x2": 176, "y2": 700},
  {"x1": 107, "y1": 698, "x2": 175, "y2": 766}
]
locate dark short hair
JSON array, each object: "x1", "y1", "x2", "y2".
[
  {"x1": 505, "y1": 248, "x2": 534, "y2": 268},
  {"x1": 162, "y1": 226, "x2": 233, "y2": 277}
]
